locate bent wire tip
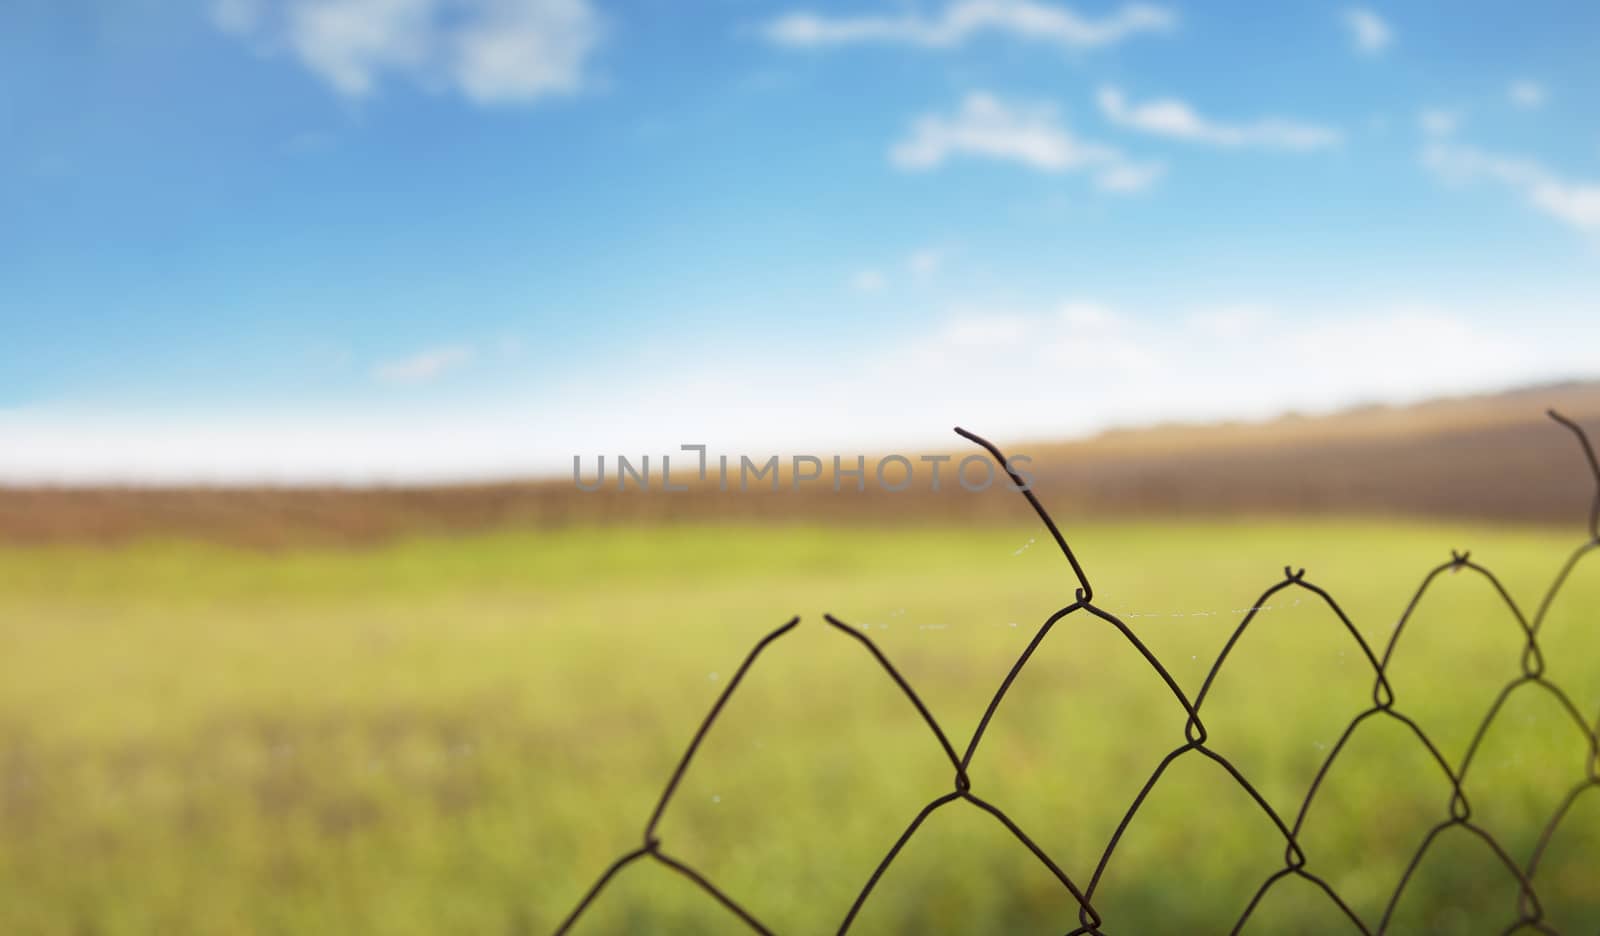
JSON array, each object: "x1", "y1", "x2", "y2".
[
  {"x1": 954, "y1": 425, "x2": 1095, "y2": 603},
  {"x1": 1547, "y1": 409, "x2": 1599, "y2": 469},
  {"x1": 1547, "y1": 408, "x2": 1600, "y2": 538},
  {"x1": 952, "y1": 426, "x2": 986, "y2": 447}
]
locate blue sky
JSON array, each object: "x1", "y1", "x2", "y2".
[{"x1": 3, "y1": 0, "x2": 1599, "y2": 481}]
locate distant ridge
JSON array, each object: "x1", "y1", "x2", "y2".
[{"x1": 2, "y1": 380, "x2": 1598, "y2": 547}]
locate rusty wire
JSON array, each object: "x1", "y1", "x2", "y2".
[{"x1": 553, "y1": 410, "x2": 1600, "y2": 935}]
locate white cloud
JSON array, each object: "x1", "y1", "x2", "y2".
[
  {"x1": 1530, "y1": 184, "x2": 1600, "y2": 231},
  {"x1": 1508, "y1": 80, "x2": 1546, "y2": 109},
  {"x1": 1058, "y1": 300, "x2": 1117, "y2": 329},
  {"x1": 850, "y1": 249, "x2": 954, "y2": 293},
  {"x1": 1423, "y1": 141, "x2": 1600, "y2": 234},
  {"x1": 937, "y1": 314, "x2": 1030, "y2": 348},
  {"x1": 892, "y1": 92, "x2": 1153, "y2": 192},
  {"x1": 211, "y1": 0, "x2": 602, "y2": 104},
  {"x1": 850, "y1": 269, "x2": 888, "y2": 292},
  {"x1": 1418, "y1": 109, "x2": 1461, "y2": 138},
  {"x1": 1185, "y1": 306, "x2": 1272, "y2": 339},
  {"x1": 907, "y1": 248, "x2": 946, "y2": 279},
  {"x1": 1342, "y1": 7, "x2": 1392, "y2": 54},
  {"x1": 879, "y1": 300, "x2": 1592, "y2": 444},
  {"x1": 1097, "y1": 86, "x2": 1342, "y2": 150},
  {"x1": 763, "y1": 0, "x2": 1175, "y2": 50},
  {"x1": 1093, "y1": 160, "x2": 1164, "y2": 193},
  {"x1": 5, "y1": 300, "x2": 1594, "y2": 483},
  {"x1": 850, "y1": 250, "x2": 953, "y2": 292},
  {"x1": 373, "y1": 346, "x2": 474, "y2": 383}
]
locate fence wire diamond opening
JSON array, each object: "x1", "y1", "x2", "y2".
[{"x1": 556, "y1": 410, "x2": 1600, "y2": 936}]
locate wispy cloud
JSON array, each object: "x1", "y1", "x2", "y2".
[
  {"x1": 211, "y1": 0, "x2": 602, "y2": 104},
  {"x1": 1508, "y1": 80, "x2": 1546, "y2": 109},
  {"x1": 373, "y1": 346, "x2": 474, "y2": 383},
  {"x1": 891, "y1": 92, "x2": 1156, "y2": 193},
  {"x1": 892, "y1": 93, "x2": 1116, "y2": 171},
  {"x1": 907, "y1": 247, "x2": 946, "y2": 279},
  {"x1": 1097, "y1": 87, "x2": 1342, "y2": 150},
  {"x1": 1423, "y1": 142, "x2": 1600, "y2": 234},
  {"x1": 850, "y1": 269, "x2": 887, "y2": 293},
  {"x1": 763, "y1": 0, "x2": 1175, "y2": 50},
  {"x1": 1418, "y1": 108, "x2": 1461, "y2": 137},
  {"x1": 1342, "y1": 7, "x2": 1392, "y2": 54},
  {"x1": 851, "y1": 249, "x2": 953, "y2": 293},
  {"x1": 1093, "y1": 160, "x2": 1165, "y2": 193}
]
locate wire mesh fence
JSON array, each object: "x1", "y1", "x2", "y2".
[{"x1": 554, "y1": 410, "x2": 1600, "y2": 936}]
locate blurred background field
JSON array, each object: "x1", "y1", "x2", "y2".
[
  {"x1": 1, "y1": 472, "x2": 1597, "y2": 933},
  {"x1": 9, "y1": 2, "x2": 1600, "y2": 931}
]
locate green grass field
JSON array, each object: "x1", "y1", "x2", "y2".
[{"x1": 0, "y1": 520, "x2": 1596, "y2": 934}]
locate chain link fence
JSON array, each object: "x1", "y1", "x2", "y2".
[{"x1": 555, "y1": 411, "x2": 1600, "y2": 935}]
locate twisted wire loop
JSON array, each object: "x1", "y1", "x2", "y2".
[{"x1": 553, "y1": 411, "x2": 1600, "y2": 935}]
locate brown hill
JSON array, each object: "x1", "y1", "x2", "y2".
[{"x1": 2, "y1": 381, "x2": 1597, "y2": 547}]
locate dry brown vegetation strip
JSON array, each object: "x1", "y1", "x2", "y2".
[{"x1": 3, "y1": 381, "x2": 1597, "y2": 548}]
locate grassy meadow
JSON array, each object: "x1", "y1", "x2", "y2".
[{"x1": 0, "y1": 518, "x2": 1596, "y2": 934}]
